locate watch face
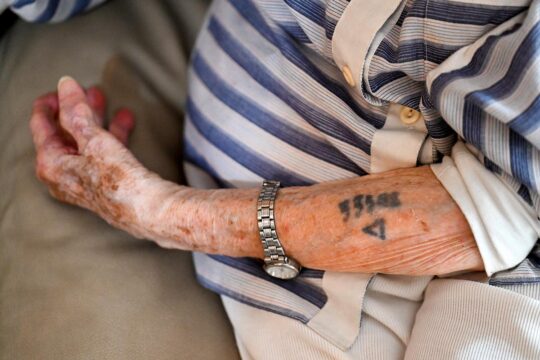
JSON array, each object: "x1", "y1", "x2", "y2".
[{"x1": 265, "y1": 263, "x2": 299, "y2": 280}]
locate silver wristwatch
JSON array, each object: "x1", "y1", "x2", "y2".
[{"x1": 257, "y1": 180, "x2": 301, "y2": 280}]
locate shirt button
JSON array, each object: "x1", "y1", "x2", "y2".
[
  {"x1": 341, "y1": 65, "x2": 356, "y2": 87},
  {"x1": 400, "y1": 106, "x2": 421, "y2": 125}
]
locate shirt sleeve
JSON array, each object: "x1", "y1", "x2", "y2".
[
  {"x1": 426, "y1": 1, "x2": 540, "y2": 275},
  {"x1": 4, "y1": 0, "x2": 107, "y2": 23}
]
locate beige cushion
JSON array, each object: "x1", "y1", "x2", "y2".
[{"x1": 0, "y1": 0, "x2": 239, "y2": 358}]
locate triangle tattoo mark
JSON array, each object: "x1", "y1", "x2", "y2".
[{"x1": 362, "y1": 218, "x2": 386, "y2": 240}]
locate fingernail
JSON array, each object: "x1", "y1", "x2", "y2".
[{"x1": 58, "y1": 76, "x2": 73, "y2": 86}]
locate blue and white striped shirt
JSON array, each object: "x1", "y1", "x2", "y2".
[
  {"x1": 183, "y1": 0, "x2": 540, "y2": 344},
  {"x1": 1, "y1": 0, "x2": 106, "y2": 23},
  {"x1": 8, "y1": 0, "x2": 540, "y2": 349}
]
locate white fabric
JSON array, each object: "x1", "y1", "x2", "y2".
[
  {"x1": 405, "y1": 279, "x2": 540, "y2": 359},
  {"x1": 419, "y1": 137, "x2": 434, "y2": 164},
  {"x1": 226, "y1": 278, "x2": 540, "y2": 359},
  {"x1": 224, "y1": 274, "x2": 432, "y2": 360},
  {"x1": 332, "y1": 0, "x2": 404, "y2": 96},
  {"x1": 431, "y1": 141, "x2": 540, "y2": 275},
  {"x1": 224, "y1": 295, "x2": 404, "y2": 360},
  {"x1": 307, "y1": 272, "x2": 372, "y2": 350},
  {"x1": 371, "y1": 129, "x2": 427, "y2": 173},
  {"x1": 371, "y1": 103, "x2": 429, "y2": 173}
]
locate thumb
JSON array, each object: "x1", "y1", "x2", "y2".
[{"x1": 57, "y1": 76, "x2": 100, "y2": 152}]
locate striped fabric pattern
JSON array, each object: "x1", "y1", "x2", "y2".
[
  {"x1": 186, "y1": 0, "x2": 540, "y2": 321},
  {"x1": 370, "y1": 0, "x2": 530, "y2": 155},
  {"x1": 490, "y1": 244, "x2": 540, "y2": 286},
  {"x1": 427, "y1": 2, "x2": 540, "y2": 199},
  {"x1": 6, "y1": 0, "x2": 106, "y2": 23},
  {"x1": 10, "y1": 0, "x2": 540, "y2": 324},
  {"x1": 195, "y1": 254, "x2": 325, "y2": 324}
]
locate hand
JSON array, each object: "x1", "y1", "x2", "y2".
[
  {"x1": 27, "y1": 78, "x2": 482, "y2": 274},
  {"x1": 29, "y1": 76, "x2": 163, "y2": 237}
]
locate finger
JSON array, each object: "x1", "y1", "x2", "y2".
[
  {"x1": 32, "y1": 92, "x2": 80, "y2": 153},
  {"x1": 86, "y1": 86, "x2": 106, "y2": 127},
  {"x1": 30, "y1": 98, "x2": 80, "y2": 184},
  {"x1": 33, "y1": 92, "x2": 80, "y2": 145},
  {"x1": 34, "y1": 136, "x2": 78, "y2": 183},
  {"x1": 33, "y1": 92, "x2": 59, "y2": 116},
  {"x1": 109, "y1": 108, "x2": 135, "y2": 146},
  {"x1": 30, "y1": 97, "x2": 70, "y2": 153},
  {"x1": 57, "y1": 76, "x2": 101, "y2": 151}
]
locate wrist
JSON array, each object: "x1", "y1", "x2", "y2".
[
  {"x1": 135, "y1": 180, "x2": 262, "y2": 256},
  {"x1": 201, "y1": 188, "x2": 262, "y2": 257},
  {"x1": 130, "y1": 175, "x2": 191, "y2": 246}
]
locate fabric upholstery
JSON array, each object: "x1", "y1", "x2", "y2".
[{"x1": 0, "y1": 0, "x2": 239, "y2": 358}]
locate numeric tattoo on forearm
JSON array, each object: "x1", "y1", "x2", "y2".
[
  {"x1": 338, "y1": 192, "x2": 401, "y2": 241},
  {"x1": 338, "y1": 200, "x2": 351, "y2": 222},
  {"x1": 339, "y1": 192, "x2": 401, "y2": 221},
  {"x1": 362, "y1": 218, "x2": 386, "y2": 240}
]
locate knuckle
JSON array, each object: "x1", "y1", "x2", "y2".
[
  {"x1": 72, "y1": 103, "x2": 93, "y2": 121},
  {"x1": 35, "y1": 162, "x2": 52, "y2": 182},
  {"x1": 62, "y1": 102, "x2": 93, "y2": 129},
  {"x1": 84, "y1": 130, "x2": 112, "y2": 154},
  {"x1": 48, "y1": 186, "x2": 66, "y2": 201},
  {"x1": 71, "y1": 116, "x2": 87, "y2": 130},
  {"x1": 35, "y1": 154, "x2": 57, "y2": 182}
]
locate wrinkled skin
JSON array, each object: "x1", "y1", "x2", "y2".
[
  {"x1": 30, "y1": 77, "x2": 165, "y2": 239},
  {"x1": 29, "y1": 77, "x2": 484, "y2": 275}
]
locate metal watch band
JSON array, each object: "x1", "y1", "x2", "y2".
[
  {"x1": 257, "y1": 181, "x2": 301, "y2": 279},
  {"x1": 257, "y1": 180, "x2": 286, "y2": 263}
]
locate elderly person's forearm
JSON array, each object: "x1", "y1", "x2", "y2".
[
  {"x1": 142, "y1": 166, "x2": 483, "y2": 276},
  {"x1": 31, "y1": 77, "x2": 483, "y2": 277}
]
